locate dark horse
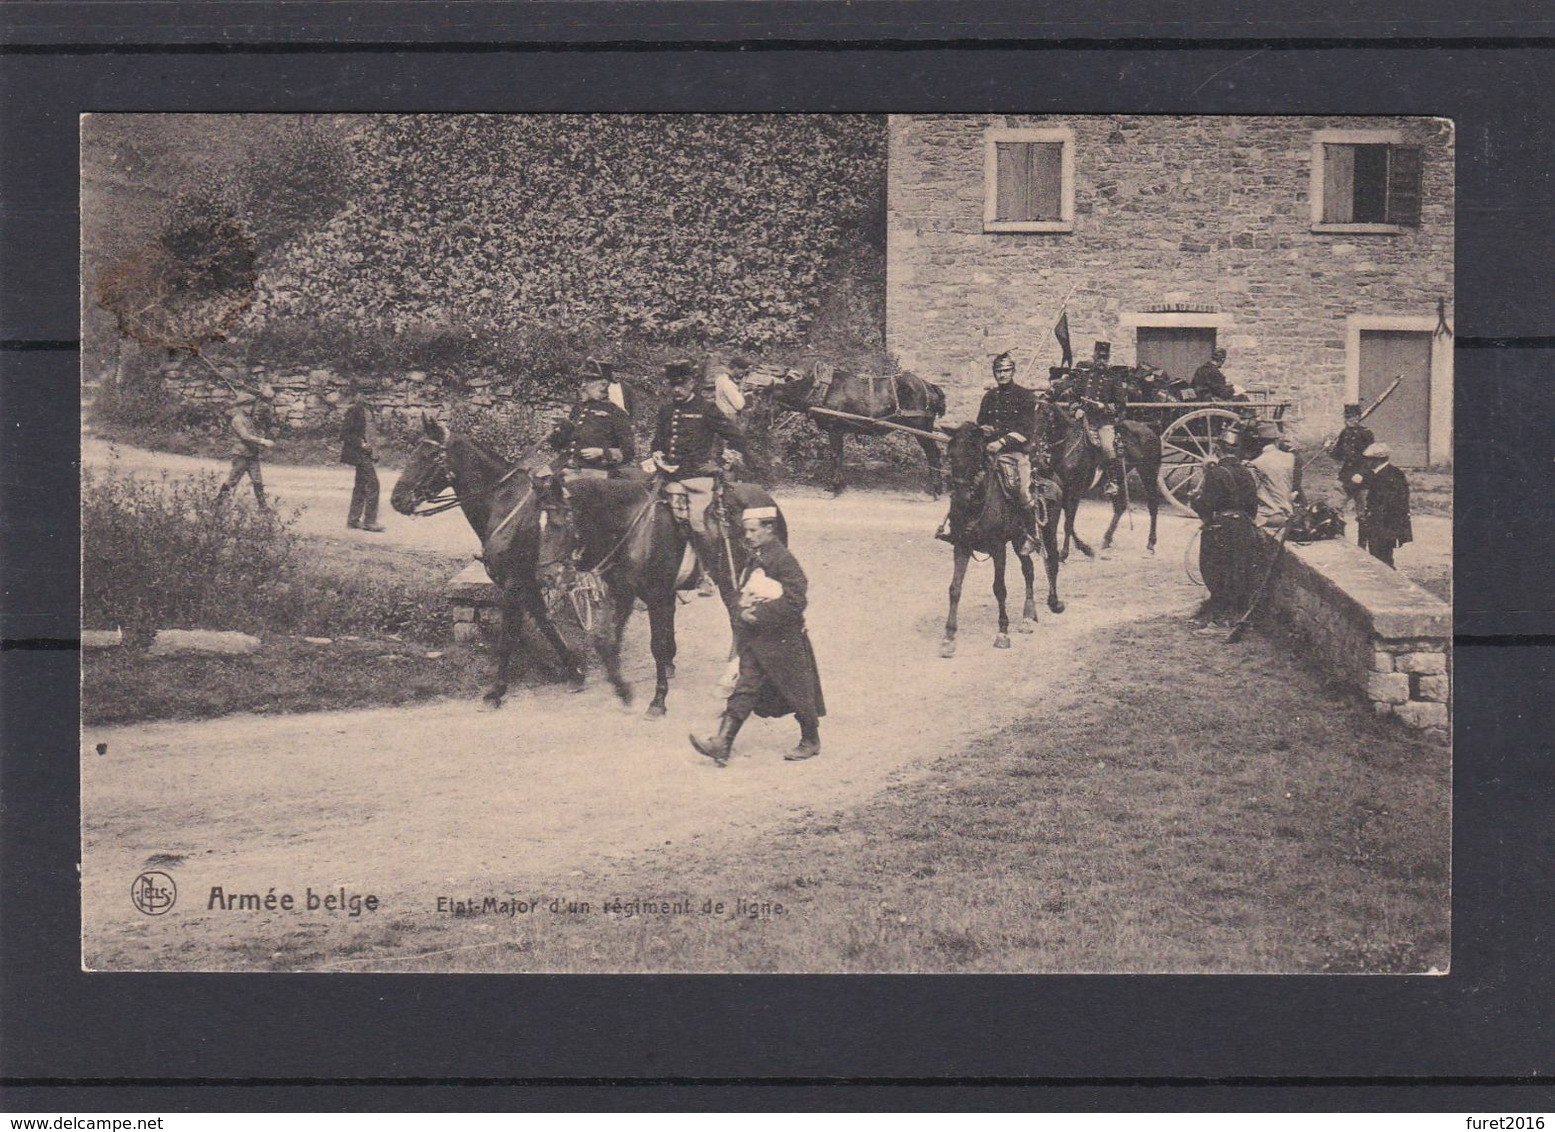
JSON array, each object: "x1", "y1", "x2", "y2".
[
  {"x1": 939, "y1": 421, "x2": 1064, "y2": 659},
  {"x1": 763, "y1": 362, "x2": 947, "y2": 497},
  {"x1": 533, "y1": 472, "x2": 786, "y2": 718},
  {"x1": 390, "y1": 416, "x2": 584, "y2": 707},
  {"x1": 1044, "y1": 403, "x2": 1164, "y2": 560}
]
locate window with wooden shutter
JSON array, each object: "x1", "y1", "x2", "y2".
[
  {"x1": 984, "y1": 127, "x2": 1074, "y2": 232},
  {"x1": 1312, "y1": 132, "x2": 1427, "y2": 232}
]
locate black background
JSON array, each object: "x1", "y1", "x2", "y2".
[{"x1": 2, "y1": 2, "x2": 1552, "y2": 1112}]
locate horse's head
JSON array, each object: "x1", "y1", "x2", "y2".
[
  {"x1": 532, "y1": 471, "x2": 579, "y2": 588},
  {"x1": 390, "y1": 415, "x2": 453, "y2": 515},
  {"x1": 945, "y1": 420, "x2": 993, "y2": 490}
]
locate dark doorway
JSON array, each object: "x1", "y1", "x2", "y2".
[{"x1": 1135, "y1": 326, "x2": 1218, "y2": 387}]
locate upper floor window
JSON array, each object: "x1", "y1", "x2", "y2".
[
  {"x1": 983, "y1": 127, "x2": 1074, "y2": 233},
  {"x1": 1311, "y1": 129, "x2": 1424, "y2": 233}
]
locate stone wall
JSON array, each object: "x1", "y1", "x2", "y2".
[
  {"x1": 157, "y1": 360, "x2": 561, "y2": 432},
  {"x1": 1264, "y1": 536, "x2": 1450, "y2": 741},
  {"x1": 887, "y1": 114, "x2": 1455, "y2": 446},
  {"x1": 447, "y1": 562, "x2": 502, "y2": 642}
]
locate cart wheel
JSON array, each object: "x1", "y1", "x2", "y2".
[{"x1": 1158, "y1": 407, "x2": 1242, "y2": 513}]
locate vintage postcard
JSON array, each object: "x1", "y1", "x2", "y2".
[{"x1": 80, "y1": 113, "x2": 1452, "y2": 973}]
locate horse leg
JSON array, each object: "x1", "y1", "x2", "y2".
[
  {"x1": 992, "y1": 544, "x2": 1011, "y2": 649},
  {"x1": 1064, "y1": 493, "x2": 1095, "y2": 560},
  {"x1": 940, "y1": 546, "x2": 971, "y2": 658},
  {"x1": 1145, "y1": 464, "x2": 1161, "y2": 555},
  {"x1": 519, "y1": 581, "x2": 585, "y2": 690},
  {"x1": 595, "y1": 585, "x2": 636, "y2": 708},
  {"x1": 828, "y1": 428, "x2": 847, "y2": 496},
  {"x1": 917, "y1": 434, "x2": 944, "y2": 500},
  {"x1": 1101, "y1": 495, "x2": 1125, "y2": 553},
  {"x1": 643, "y1": 596, "x2": 676, "y2": 719},
  {"x1": 484, "y1": 587, "x2": 522, "y2": 707},
  {"x1": 1043, "y1": 516, "x2": 1066, "y2": 613},
  {"x1": 1017, "y1": 544, "x2": 1038, "y2": 631}
]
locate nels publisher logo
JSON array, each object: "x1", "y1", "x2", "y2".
[{"x1": 131, "y1": 870, "x2": 177, "y2": 916}]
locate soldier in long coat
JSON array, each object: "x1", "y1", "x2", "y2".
[
  {"x1": 691, "y1": 506, "x2": 825, "y2": 767},
  {"x1": 1191, "y1": 424, "x2": 1260, "y2": 626},
  {"x1": 1355, "y1": 442, "x2": 1413, "y2": 568}
]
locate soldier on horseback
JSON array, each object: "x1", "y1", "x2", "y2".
[
  {"x1": 935, "y1": 351, "x2": 1041, "y2": 554},
  {"x1": 649, "y1": 359, "x2": 757, "y2": 570},
  {"x1": 546, "y1": 358, "x2": 635, "y2": 481},
  {"x1": 1073, "y1": 340, "x2": 1128, "y2": 499}
]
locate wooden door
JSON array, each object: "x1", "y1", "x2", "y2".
[
  {"x1": 1359, "y1": 330, "x2": 1432, "y2": 465},
  {"x1": 1135, "y1": 327, "x2": 1218, "y2": 387}
]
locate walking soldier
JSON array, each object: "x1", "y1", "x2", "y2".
[
  {"x1": 1191, "y1": 424, "x2": 1260, "y2": 627},
  {"x1": 691, "y1": 505, "x2": 825, "y2": 766},
  {"x1": 216, "y1": 384, "x2": 274, "y2": 511}
]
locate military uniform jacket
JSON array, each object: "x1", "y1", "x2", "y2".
[
  {"x1": 340, "y1": 401, "x2": 373, "y2": 464},
  {"x1": 1077, "y1": 365, "x2": 1126, "y2": 419},
  {"x1": 976, "y1": 383, "x2": 1038, "y2": 453},
  {"x1": 1360, "y1": 464, "x2": 1413, "y2": 546},
  {"x1": 653, "y1": 393, "x2": 744, "y2": 476},
  {"x1": 1328, "y1": 423, "x2": 1375, "y2": 475},
  {"x1": 1192, "y1": 361, "x2": 1235, "y2": 401},
  {"x1": 1193, "y1": 458, "x2": 1259, "y2": 521},
  {"x1": 550, "y1": 399, "x2": 635, "y2": 469},
  {"x1": 227, "y1": 408, "x2": 267, "y2": 458},
  {"x1": 737, "y1": 541, "x2": 826, "y2": 719}
]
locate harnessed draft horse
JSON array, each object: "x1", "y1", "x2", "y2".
[
  {"x1": 390, "y1": 416, "x2": 584, "y2": 708},
  {"x1": 762, "y1": 363, "x2": 948, "y2": 498},
  {"x1": 939, "y1": 421, "x2": 1065, "y2": 659},
  {"x1": 533, "y1": 469, "x2": 786, "y2": 719}
]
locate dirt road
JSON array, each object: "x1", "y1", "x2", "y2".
[{"x1": 79, "y1": 440, "x2": 1451, "y2": 970}]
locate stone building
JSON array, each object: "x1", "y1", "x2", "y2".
[{"x1": 886, "y1": 115, "x2": 1454, "y2": 465}]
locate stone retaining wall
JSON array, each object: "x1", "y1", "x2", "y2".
[
  {"x1": 157, "y1": 361, "x2": 563, "y2": 432},
  {"x1": 447, "y1": 562, "x2": 503, "y2": 642},
  {"x1": 1263, "y1": 535, "x2": 1450, "y2": 741}
]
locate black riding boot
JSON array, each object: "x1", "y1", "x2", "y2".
[
  {"x1": 787, "y1": 714, "x2": 821, "y2": 761},
  {"x1": 690, "y1": 713, "x2": 744, "y2": 767}
]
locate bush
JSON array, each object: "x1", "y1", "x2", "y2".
[
  {"x1": 82, "y1": 462, "x2": 452, "y2": 643},
  {"x1": 82, "y1": 464, "x2": 298, "y2": 637}
]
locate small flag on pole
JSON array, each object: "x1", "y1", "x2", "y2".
[{"x1": 1054, "y1": 310, "x2": 1073, "y2": 368}]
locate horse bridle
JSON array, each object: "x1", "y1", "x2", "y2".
[{"x1": 402, "y1": 436, "x2": 528, "y2": 518}]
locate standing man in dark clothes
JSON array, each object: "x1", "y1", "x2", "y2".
[
  {"x1": 547, "y1": 364, "x2": 635, "y2": 481},
  {"x1": 1356, "y1": 442, "x2": 1413, "y2": 568},
  {"x1": 650, "y1": 360, "x2": 757, "y2": 547},
  {"x1": 339, "y1": 381, "x2": 384, "y2": 531},
  {"x1": 216, "y1": 385, "x2": 274, "y2": 512},
  {"x1": 691, "y1": 505, "x2": 825, "y2": 767},
  {"x1": 1191, "y1": 424, "x2": 1260, "y2": 628},
  {"x1": 1193, "y1": 346, "x2": 1236, "y2": 402},
  {"x1": 1328, "y1": 402, "x2": 1375, "y2": 516}
]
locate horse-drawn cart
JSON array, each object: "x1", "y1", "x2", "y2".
[{"x1": 1125, "y1": 393, "x2": 1290, "y2": 513}]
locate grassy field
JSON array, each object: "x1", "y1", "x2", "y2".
[{"x1": 268, "y1": 616, "x2": 1449, "y2": 975}]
